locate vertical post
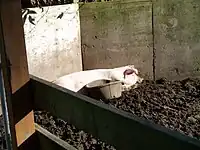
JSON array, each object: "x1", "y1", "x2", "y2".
[{"x1": 0, "y1": 0, "x2": 35, "y2": 149}]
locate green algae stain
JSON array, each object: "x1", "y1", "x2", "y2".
[{"x1": 156, "y1": 0, "x2": 200, "y2": 44}]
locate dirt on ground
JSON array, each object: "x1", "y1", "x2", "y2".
[
  {"x1": 0, "y1": 111, "x2": 116, "y2": 150},
  {"x1": 0, "y1": 116, "x2": 6, "y2": 150},
  {"x1": 101, "y1": 77, "x2": 200, "y2": 140},
  {"x1": 0, "y1": 77, "x2": 200, "y2": 150},
  {"x1": 34, "y1": 111, "x2": 116, "y2": 150},
  {"x1": 34, "y1": 77, "x2": 200, "y2": 150}
]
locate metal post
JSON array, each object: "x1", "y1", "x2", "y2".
[
  {"x1": 0, "y1": 8, "x2": 17, "y2": 149},
  {"x1": 0, "y1": 63, "x2": 13, "y2": 150}
]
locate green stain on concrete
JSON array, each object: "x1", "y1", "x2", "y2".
[
  {"x1": 154, "y1": 0, "x2": 200, "y2": 78},
  {"x1": 79, "y1": 1, "x2": 153, "y2": 79},
  {"x1": 155, "y1": 0, "x2": 200, "y2": 44},
  {"x1": 79, "y1": 1, "x2": 151, "y2": 27},
  {"x1": 79, "y1": 0, "x2": 200, "y2": 79}
]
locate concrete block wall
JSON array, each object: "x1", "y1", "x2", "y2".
[
  {"x1": 80, "y1": 0, "x2": 200, "y2": 80},
  {"x1": 80, "y1": 0, "x2": 153, "y2": 79},
  {"x1": 154, "y1": 0, "x2": 200, "y2": 80}
]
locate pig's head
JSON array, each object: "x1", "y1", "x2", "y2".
[
  {"x1": 110, "y1": 65, "x2": 143, "y2": 91},
  {"x1": 122, "y1": 65, "x2": 143, "y2": 91}
]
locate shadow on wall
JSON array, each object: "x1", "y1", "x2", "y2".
[
  {"x1": 21, "y1": 0, "x2": 110, "y2": 8},
  {"x1": 21, "y1": 0, "x2": 73, "y2": 8}
]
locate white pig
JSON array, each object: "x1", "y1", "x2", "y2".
[{"x1": 53, "y1": 65, "x2": 143, "y2": 92}]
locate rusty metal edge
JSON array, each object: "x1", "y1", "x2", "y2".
[{"x1": 35, "y1": 123, "x2": 77, "y2": 150}]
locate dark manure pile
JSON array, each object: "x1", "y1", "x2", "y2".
[
  {"x1": 34, "y1": 111, "x2": 116, "y2": 150},
  {"x1": 101, "y1": 78, "x2": 200, "y2": 140},
  {"x1": 0, "y1": 111, "x2": 116, "y2": 150},
  {"x1": 1, "y1": 78, "x2": 199, "y2": 150}
]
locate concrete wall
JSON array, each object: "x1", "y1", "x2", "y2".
[
  {"x1": 80, "y1": 0, "x2": 200, "y2": 80},
  {"x1": 23, "y1": 4, "x2": 82, "y2": 82},
  {"x1": 79, "y1": 1, "x2": 153, "y2": 79},
  {"x1": 23, "y1": 0, "x2": 200, "y2": 81},
  {"x1": 154, "y1": 0, "x2": 200, "y2": 79}
]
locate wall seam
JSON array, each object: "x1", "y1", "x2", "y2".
[{"x1": 151, "y1": 1, "x2": 156, "y2": 81}]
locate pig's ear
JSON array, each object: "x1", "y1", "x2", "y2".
[
  {"x1": 133, "y1": 68, "x2": 138, "y2": 75},
  {"x1": 127, "y1": 65, "x2": 138, "y2": 74},
  {"x1": 123, "y1": 69, "x2": 137, "y2": 78}
]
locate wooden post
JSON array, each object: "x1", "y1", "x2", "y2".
[{"x1": 0, "y1": 0, "x2": 35, "y2": 149}]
